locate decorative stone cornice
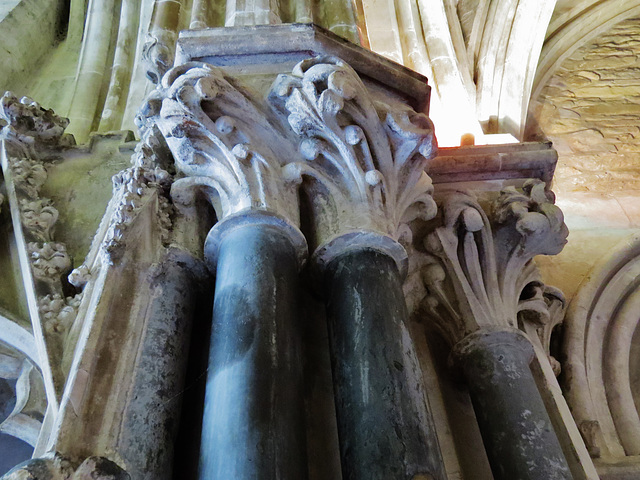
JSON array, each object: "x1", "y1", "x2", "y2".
[
  {"x1": 155, "y1": 61, "x2": 306, "y2": 268},
  {"x1": 269, "y1": 56, "x2": 437, "y2": 274},
  {"x1": 420, "y1": 179, "x2": 568, "y2": 347}
]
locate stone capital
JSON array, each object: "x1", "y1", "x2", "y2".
[
  {"x1": 269, "y1": 56, "x2": 437, "y2": 276},
  {"x1": 153, "y1": 61, "x2": 307, "y2": 269},
  {"x1": 420, "y1": 179, "x2": 568, "y2": 347}
]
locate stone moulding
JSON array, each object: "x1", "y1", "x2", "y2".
[
  {"x1": 420, "y1": 179, "x2": 568, "y2": 347},
  {"x1": 269, "y1": 56, "x2": 437, "y2": 275},
  {"x1": 0, "y1": 92, "x2": 77, "y2": 408},
  {"x1": 563, "y1": 232, "x2": 640, "y2": 462}
]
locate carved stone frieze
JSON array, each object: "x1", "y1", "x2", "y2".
[
  {"x1": 269, "y1": 56, "x2": 437, "y2": 272},
  {"x1": 1, "y1": 453, "x2": 130, "y2": 480},
  {"x1": 420, "y1": 179, "x2": 568, "y2": 347},
  {"x1": 157, "y1": 62, "x2": 301, "y2": 226}
]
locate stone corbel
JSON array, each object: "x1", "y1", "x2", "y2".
[
  {"x1": 0, "y1": 93, "x2": 77, "y2": 407},
  {"x1": 419, "y1": 179, "x2": 573, "y2": 480}
]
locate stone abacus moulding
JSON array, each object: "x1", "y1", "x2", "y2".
[{"x1": 269, "y1": 56, "x2": 437, "y2": 275}]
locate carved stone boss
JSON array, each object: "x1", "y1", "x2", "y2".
[{"x1": 421, "y1": 180, "x2": 573, "y2": 480}]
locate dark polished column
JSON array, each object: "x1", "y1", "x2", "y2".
[
  {"x1": 454, "y1": 328, "x2": 572, "y2": 480},
  {"x1": 198, "y1": 220, "x2": 307, "y2": 480},
  {"x1": 324, "y1": 248, "x2": 444, "y2": 480}
]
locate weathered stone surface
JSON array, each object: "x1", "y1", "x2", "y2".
[{"x1": 530, "y1": 17, "x2": 640, "y2": 195}]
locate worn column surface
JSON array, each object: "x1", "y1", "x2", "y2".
[
  {"x1": 199, "y1": 223, "x2": 307, "y2": 480},
  {"x1": 454, "y1": 329, "x2": 572, "y2": 480},
  {"x1": 325, "y1": 248, "x2": 444, "y2": 480}
]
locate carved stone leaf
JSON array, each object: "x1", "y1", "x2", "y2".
[
  {"x1": 269, "y1": 56, "x2": 437, "y2": 245},
  {"x1": 0, "y1": 92, "x2": 73, "y2": 157},
  {"x1": 28, "y1": 242, "x2": 71, "y2": 295},
  {"x1": 20, "y1": 198, "x2": 59, "y2": 242},
  {"x1": 10, "y1": 158, "x2": 47, "y2": 199},
  {"x1": 156, "y1": 62, "x2": 300, "y2": 225}
]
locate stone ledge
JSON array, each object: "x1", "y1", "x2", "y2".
[{"x1": 175, "y1": 23, "x2": 431, "y2": 113}]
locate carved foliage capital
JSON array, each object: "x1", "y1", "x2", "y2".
[
  {"x1": 156, "y1": 62, "x2": 301, "y2": 226},
  {"x1": 421, "y1": 180, "x2": 568, "y2": 346},
  {"x1": 269, "y1": 56, "x2": 437, "y2": 257}
]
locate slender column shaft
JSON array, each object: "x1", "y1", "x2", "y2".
[
  {"x1": 325, "y1": 249, "x2": 444, "y2": 480},
  {"x1": 454, "y1": 329, "x2": 573, "y2": 480},
  {"x1": 199, "y1": 224, "x2": 307, "y2": 480}
]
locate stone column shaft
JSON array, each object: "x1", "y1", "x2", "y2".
[
  {"x1": 325, "y1": 249, "x2": 443, "y2": 480},
  {"x1": 199, "y1": 223, "x2": 307, "y2": 480},
  {"x1": 454, "y1": 329, "x2": 572, "y2": 480}
]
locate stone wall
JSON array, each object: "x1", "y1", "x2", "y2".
[{"x1": 530, "y1": 17, "x2": 640, "y2": 198}]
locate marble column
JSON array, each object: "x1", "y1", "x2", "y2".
[
  {"x1": 454, "y1": 329, "x2": 572, "y2": 480},
  {"x1": 421, "y1": 181, "x2": 572, "y2": 480},
  {"x1": 199, "y1": 215, "x2": 307, "y2": 479},
  {"x1": 325, "y1": 249, "x2": 443, "y2": 480},
  {"x1": 155, "y1": 62, "x2": 309, "y2": 480},
  {"x1": 270, "y1": 56, "x2": 444, "y2": 479}
]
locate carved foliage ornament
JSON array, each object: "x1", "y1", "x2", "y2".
[
  {"x1": 157, "y1": 62, "x2": 301, "y2": 226},
  {"x1": 102, "y1": 166, "x2": 173, "y2": 265},
  {"x1": 421, "y1": 180, "x2": 568, "y2": 346},
  {"x1": 0, "y1": 92, "x2": 77, "y2": 396},
  {"x1": 269, "y1": 56, "x2": 437, "y2": 255},
  {"x1": 0, "y1": 92, "x2": 73, "y2": 157}
]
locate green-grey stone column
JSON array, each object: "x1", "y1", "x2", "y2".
[
  {"x1": 198, "y1": 213, "x2": 308, "y2": 480},
  {"x1": 453, "y1": 328, "x2": 573, "y2": 480},
  {"x1": 324, "y1": 248, "x2": 444, "y2": 480}
]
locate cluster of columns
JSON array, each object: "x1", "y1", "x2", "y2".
[
  {"x1": 198, "y1": 212, "x2": 442, "y2": 479},
  {"x1": 152, "y1": 55, "x2": 574, "y2": 480}
]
